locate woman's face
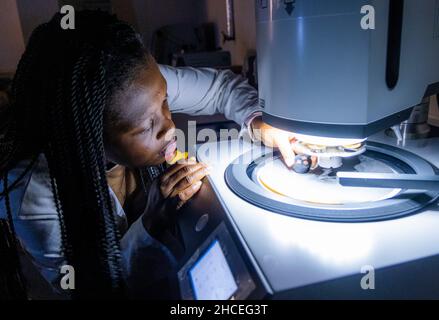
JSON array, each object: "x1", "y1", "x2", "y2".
[{"x1": 104, "y1": 58, "x2": 177, "y2": 168}]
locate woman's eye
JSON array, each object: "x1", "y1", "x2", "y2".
[
  {"x1": 141, "y1": 119, "x2": 154, "y2": 135},
  {"x1": 141, "y1": 128, "x2": 151, "y2": 135}
]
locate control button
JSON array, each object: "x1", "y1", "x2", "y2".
[{"x1": 195, "y1": 214, "x2": 209, "y2": 232}]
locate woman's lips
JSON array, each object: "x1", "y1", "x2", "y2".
[{"x1": 162, "y1": 140, "x2": 177, "y2": 163}]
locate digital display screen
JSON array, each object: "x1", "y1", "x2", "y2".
[{"x1": 189, "y1": 240, "x2": 238, "y2": 300}]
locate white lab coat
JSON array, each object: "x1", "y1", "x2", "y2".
[{"x1": 0, "y1": 66, "x2": 261, "y2": 297}]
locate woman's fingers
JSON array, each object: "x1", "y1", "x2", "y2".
[
  {"x1": 310, "y1": 156, "x2": 318, "y2": 169},
  {"x1": 160, "y1": 162, "x2": 208, "y2": 198},
  {"x1": 170, "y1": 166, "x2": 209, "y2": 198},
  {"x1": 160, "y1": 158, "x2": 198, "y2": 182},
  {"x1": 290, "y1": 140, "x2": 319, "y2": 169},
  {"x1": 177, "y1": 181, "x2": 203, "y2": 210},
  {"x1": 277, "y1": 135, "x2": 296, "y2": 168}
]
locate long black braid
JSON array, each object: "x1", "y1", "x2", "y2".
[{"x1": 0, "y1": 11, "x2": 150, "y2": 299}]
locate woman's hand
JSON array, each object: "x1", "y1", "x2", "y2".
[
  {"x1": 159, "y1": 158, "x2": 210, "y2": 209},
  {"x1": 142, "y1": 159, "x2": 209, "y2": 238},
  {"x1": 250, "y1": 116, "x2": 317, "y2": 168}
]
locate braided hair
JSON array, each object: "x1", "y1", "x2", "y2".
[{"x1": 0, "y1": 11, "x2": 150, "y2": 298}]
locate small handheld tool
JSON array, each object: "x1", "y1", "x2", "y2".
[
  {"x1": 167, "y1": 150, "x2": 189, "y2": 166},
  {"x1": 292, "y1": 154, "x2": 312, "y2": 174}
]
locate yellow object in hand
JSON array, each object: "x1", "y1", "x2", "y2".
[{"x1": 167, "y1": 150, "x2": 189, "y2": 165}]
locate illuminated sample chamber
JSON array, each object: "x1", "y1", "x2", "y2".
[
  {"x1": 292, "y1": 133, "x2": 367, "y2": 169},
  {"x1": 234, "y1": 0, "x2": 439, "y2": 221},
  {"x1": 225, "y1": 142, "x2": 439, "y2": 222},
  {"x1": 256, "y1": 154, "x2": 400, "y2": 205}
]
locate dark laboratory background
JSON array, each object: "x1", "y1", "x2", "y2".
[{"x1": 0, "y1": 0, "x2": 260, "y2": 136}]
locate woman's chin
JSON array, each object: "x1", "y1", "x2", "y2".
[
  {"x1": 154, "y1": 156, "x2": 167, "y2": 166},
  {"x1": 134, "y1": 153, "x2": 167, "y2": 167},
  {"x1": 129, "y1": 156, "x2": 164, "y2": 168}
]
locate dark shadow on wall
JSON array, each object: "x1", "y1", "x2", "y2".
[
  {"x1": 124, "y1": 0, "x2": 208, "y2": 48},
  {"x1": 16, "y1": 0, "x2": 59, "y2": 44},
  {"x1": 15, "y1": 0, "x2": 210, "y2": 50}
]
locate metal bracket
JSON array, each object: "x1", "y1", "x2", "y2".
[{"x1": 337, "y1": 172, "x2": 439, "y2": 190}]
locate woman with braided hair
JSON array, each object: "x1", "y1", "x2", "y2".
[{"x1": 0, "y1": 11, "x2": 263, "y2": 299}]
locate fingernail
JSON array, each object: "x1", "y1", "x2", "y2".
[
  {"x1": 194, "y1": 181, "x2": 202, "y2": 190},
  {"x1": 286, "y1": 158, "x2": 295, "y2": 167}
]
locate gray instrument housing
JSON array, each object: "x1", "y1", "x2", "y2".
[{"x1": 256, "y1": 0, "x2": 439, "y2": 138}]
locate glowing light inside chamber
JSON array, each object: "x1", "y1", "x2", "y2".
[{"x1": 293, "y1": 133, "x2": 367, "y2": 147}]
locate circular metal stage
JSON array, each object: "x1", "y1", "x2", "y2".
[{"x1": 225, "y1": 142, "x2": 439, "y2": 223}]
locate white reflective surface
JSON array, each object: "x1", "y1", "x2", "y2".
[
  {"x1": 197, "y1": 133, "x2": 439, "y2": 292},
  {"x1": 256, "y1": 155, "x2": 401, "y2": 205}
]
